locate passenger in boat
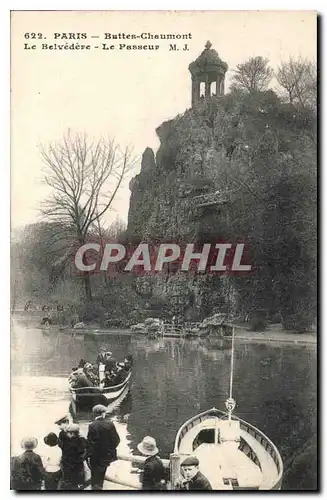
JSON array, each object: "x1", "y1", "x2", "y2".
[
  {"x1": 97, "y1": 349, "x2": 115, "y2": 369},
  {"x1": 11, "y1": 437, "x2": 45, "y2": 490},
  {"x1": 83, "y1": 362, "x2": 99, "y2": 386},
  {"x1": 87, "y1": 404, "x2": 120, "y2": 490},
  {"x1": 179, "y1": 456, "x2": 212, "y2": 490},
  {"x1": 78, "y1": 359, "x2": 86, "y2": 368},
  {"x1": 123, "y1": 355, "x2": 133, "y2": 370},
  {"x1": 42, "y1": 433, "x2": 62, "y2": 490},
  {"x1": 58, "y1": 423, "x2": 87, "y2": 490},
  {"x1": 104, "y1": 353, "x2": 117, "y2": 372},
  {"x1": 137, "y1": 436, "x2": 166, "y2": 490},
  {"x1": 96, "y1": 348, "x2": 112, "y2": 365},
  {"x1": 108, "y1": 365, "x2": 125, "y2": 386},
  {"x1": 102, "y1": 370, "x2": 116, "y2": 387},
  {"x1": 71, "y1": 368, "x2": 94, "y2": 388}
]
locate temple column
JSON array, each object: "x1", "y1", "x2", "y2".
[
  {"x1": 221, "y1": 78, "x2": 225, "y2": 95},
  {"x1": 216, "y1": 75, "x2": 221, "y2": 96},
  {"x1": 192, "y1": 78, "x2": 200, "y2": 106},
  {"x1": 205, "y1": 76, "x2": 210, "y2": 98}
]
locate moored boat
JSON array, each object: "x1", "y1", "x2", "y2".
[
  {"x1": 174, "y1": 407, "x2": 283, "y2": 490},
  {"x1": 172, "y1": 326, "x2": 283, "y2": 490},
  {"x1": 69, "y1": 368, "x2": 132, "y2": 412}
]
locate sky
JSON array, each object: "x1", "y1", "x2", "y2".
[{"x1": 11, "y1": 10, "x2": 317, "y2": 230}]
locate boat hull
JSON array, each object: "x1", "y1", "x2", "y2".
[
  {"x1": 174, "y1": 407, "x2": 283, "y2": 491},
  {"x1": 69, "y1": 370, "x2": 132, "y2": 411}
]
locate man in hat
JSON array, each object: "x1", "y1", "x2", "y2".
[
  {"x1": 87, "y1": 404, "x2": 120, "y2": 490},
  {"x1": 11, "y1": 437, "x2": 45, "y2": 490},
  {"x1": 58, "y1": 423, "x2": 87, "y2": 490},
  {"x1": 179, "y1": 456, "x2": 212, "y2": 490},
  {"x1": 42, "y1": 433, "x2": 62, "y2": 490},
  {"x1": 137, "y1": 436, "x2": 165, "y2": 490},
  {"x1": 55, "y1": 416, "x2": 70, "y2": 450}
]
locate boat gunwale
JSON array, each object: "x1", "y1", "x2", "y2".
[
  {"x1": 174, "y1": 407, "x2": 283, "y2": 490},
  {"x1": 69, "y1": 370, "x2": 132, "y2": 395}
]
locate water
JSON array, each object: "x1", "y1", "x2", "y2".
[{"x1": 11, "y1": 317, "x2": 317, "y2": 490}]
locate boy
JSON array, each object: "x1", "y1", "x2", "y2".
[
  {"x1": 179, "y1": 456, "x2": 212, "y2": 490},
  {"x1": 11, "y1": 437, "x2": 44, "y2": 490}
]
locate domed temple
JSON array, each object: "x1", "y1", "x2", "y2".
[{"x1": 189, "y1": 41, "x2": 228, "y2": 107}]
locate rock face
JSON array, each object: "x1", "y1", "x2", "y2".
[
  {"x1": 127, "y1": 104, "x2": 229, "y2": 243},
  {"x1": 126, "y1": 99, "x2": 237, "y2": 320},
  {"x1": 126, "y1": 89, "x2": 316, "y2": 328}
]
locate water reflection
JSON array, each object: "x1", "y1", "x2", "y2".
[{"x1": 11, "y1": 317, "x2": 317, "y2": 489}]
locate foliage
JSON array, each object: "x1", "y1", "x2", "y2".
[
  {"x1": 230, "y1": 56, "x2": 273, "y2": 93},
  {"x1": 276, "y1": 57, "x2": 316, "y2": 110}
]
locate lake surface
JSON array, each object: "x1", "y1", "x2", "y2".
[{"x1": 11, "y1": 316, "x2": 317, "y2": 490}]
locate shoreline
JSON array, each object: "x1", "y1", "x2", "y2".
[
  {"x1": 12, "y1": 313, "x2": 316, "y2": 346},
  {"x1": 38, "y1": 327, "x2": 317, "y2": 346}
]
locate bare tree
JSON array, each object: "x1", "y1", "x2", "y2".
[
  {"x1": 276, "y1": 57, "x2": 316, "y2": 109},
  {"x1": 230, "y1": 56, "x2": 273, "y2": 93},
  {"x1": 40, "y1": 130, "x2": 136, "y2": 301}
]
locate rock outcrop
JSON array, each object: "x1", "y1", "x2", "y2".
[{"x1": 126, "y1": 98, "x2": 238, "y2": 320}]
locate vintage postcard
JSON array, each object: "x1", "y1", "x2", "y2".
[{"x1": 10, "y1": 10, "x2": 317, "y2": 491}]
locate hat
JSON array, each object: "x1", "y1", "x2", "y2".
[
  {"x1": 92, "y1": 404, "x2": 108, "y2": 415},
  {"x1": 181, "y1": 456, "x2": 199, "y2": 467},
  {"x1": 137, "y1": 436, "x2": 159, "y2": 456},
  {"x1": 21, "y1": 437, "x2": 38, "y2": 450},
  {"x1": 66, "y1": 423, "x2": 80, "y2": 433},
  {"x1": 55, "y1": 416, "x2": 70, "y2": 426},
  {"x1": 44, "y1": 433, "x2": 58, "y2": 447}
]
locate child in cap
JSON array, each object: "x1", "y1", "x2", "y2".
[
  {"x1": 11, "y1": 437, "x2": 45, "y2": 490},
  {"x1": 179, "y1": 456, "x2": 212, "y2": 490}
]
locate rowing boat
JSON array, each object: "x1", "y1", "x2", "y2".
[
  {"x1": 174, "y1": 407, "x2": 283, "y2": 490},
  {"x1": 172, "y1": 326, "x2": 283, "y2": 490},
  {"x1": 69, "y1": 368, "x2": 132, "y2": 412}
]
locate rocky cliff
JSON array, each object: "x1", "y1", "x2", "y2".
[
  {"x1": 126, "y1": 90, "x2": 316, "y2": 328},
  {"x1": 126, "y1": 97, "x2": 242, "y2": 320}
]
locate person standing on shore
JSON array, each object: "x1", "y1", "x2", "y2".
[
  {"x1": 42, "y1": 433, "x2": 62, "y2": 490},
  {"x1": 11, "y1": 437, "x2": 45, "y2": 490},
  {"x1": 87, "y1": 404, "x2": 120, "y2": 490},
  {"x1": 55, "y1": 416, "x2": 70, "y2": 450},
  {"x1": 137, "y1": 436, "x2": 166, "y2": 490},
  {"x1": 58, "y1": 424, "x2": 87, "y2": 490}
]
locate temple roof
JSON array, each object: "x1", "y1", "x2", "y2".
[{"x1": 189, "y1": 41, "x2": 228, "y2": 77}]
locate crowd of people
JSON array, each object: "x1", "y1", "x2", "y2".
[
  {"x1": 11, "y1": 405, "x2": 120, "y2": 491},
  {"x1": 68, "y1": 349, "x2": 133, "y2": 389},
  {"x1": 11, "y1": 408, "x2": 211, "y2": 491},
  {"x1": 11, "y1": 343, "x2": 213, "y2": 491}
]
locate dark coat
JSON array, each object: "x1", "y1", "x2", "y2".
[
  {"x1": 60, "y1": 436, "x2": 87, "y2": 467},
  {"x1": 184, "y1": 471, "x2": 212, "y2": 490},
  {"x1": 11, "y1": 450, "x2": 45, "y2": 490},
  {"x1": 87, "y1": 418, "x2": 120, "y2": 466},
  {"x1": 58, "y1": 430, "x2": 69, "y2": 450},
  {"x1": 141, "y1": 455, "x2": 165, "y2": 490}
]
